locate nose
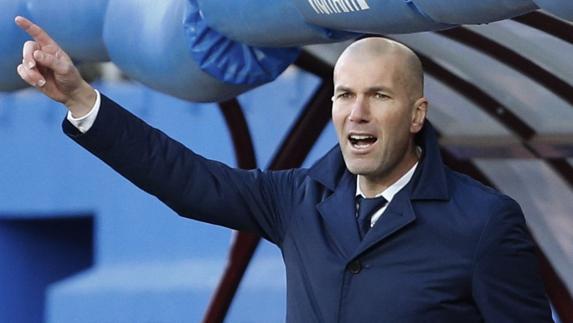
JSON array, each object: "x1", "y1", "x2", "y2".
[{"x1": 348, "y1": 96, "x2": 370, "y2": 123}]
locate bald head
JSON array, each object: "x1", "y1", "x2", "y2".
[
  {"x1": 331, "y1": 37, "x2": 428, "y2": 193},
  {"x1": 334, "y1": 37, "x2": 424, "y2": 100}
]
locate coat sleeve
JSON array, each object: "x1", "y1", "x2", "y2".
[
  {"x1": 472, "y1": 197, "x2": 554, "y2": 322},
  {"x1": 62, "y1": 93, "x2": 299, "y2": 244}
]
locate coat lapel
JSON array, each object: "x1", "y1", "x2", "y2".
[
  {"x1": 352, "y1": 189, "x2": 416, "y2": 258},
  {"x1": 308, "y1": 122, "x2": 450, "y2": 260},
  {"x1": 316, "y1": 171, "x2": 361, "y2": 258}
]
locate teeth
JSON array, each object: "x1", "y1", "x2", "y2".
[
  {"x1": 348, "y1": 134, "x2": 377, "y2": 148},
  {"x1": 349, "y1": 135, "x2": 375, "y2": 140}
]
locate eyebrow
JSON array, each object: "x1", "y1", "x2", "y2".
[
  {"x1": 334, "y1": 85, "x2": 393, "y2": 94},
  {"x1": 333, "y1": 86, "x2": 352, "y2": 93}
]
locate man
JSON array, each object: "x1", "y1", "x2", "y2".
[{"x1": 16, "y1": 16, "x2": 552, "y2": 322}]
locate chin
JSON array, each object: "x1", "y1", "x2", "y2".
[{"x1": 345, "y1": 161, "x2": 377, "y2": 176}]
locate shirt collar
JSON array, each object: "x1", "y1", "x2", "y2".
[{"x1": 355, "y1": 161, "x2": 419, "y2": 203}]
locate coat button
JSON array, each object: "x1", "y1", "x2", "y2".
[{"x1": 347, "y1": 260, "x2": 362, "y2": 274}]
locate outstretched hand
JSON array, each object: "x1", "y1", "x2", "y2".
[{"x1": 15, "y1": 16, "x2": 96, "y2": 117}]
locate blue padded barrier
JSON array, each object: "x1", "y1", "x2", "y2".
[
  {"x1": 290, "y1": 0, "x2": 544, "y2": 33},
  {"x1": 104, "y1": 0, "x2": 251, "y2": 102},
  {"x1": 185, "y1": 0, "x2": 299, "y2": 85},
  {"x1": 291, "y1": 0, "x2": 455, "y2": 34},
  {"x1": 533, "y1": 0, "x2": 573, "y2": 20},
  {"x1": 104, "y1": 0, "x2": 298, "y2": 102},
  {"x1": 196, "y1": 0, "x2": 358, "y2": 47},
  {"x1": 4, "y1": 0, "x2": 573, "y2": 101},
  {"x1": 1, "y1": 0, "x2": 108, "y2": 91},
  {"x1": 26, "y1": 0, "x2": 109, "y2": 61},
  {"x1": 0, "y1": 1, "x2": 28, "y2": 91}
]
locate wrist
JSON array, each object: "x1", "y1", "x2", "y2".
[{"x1": 65, "y1": 82, "x2": 97, "y2": 118}]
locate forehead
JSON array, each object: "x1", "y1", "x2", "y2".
[{"x1": 333, "y1": 52, "x2": 407, "y2": 91}]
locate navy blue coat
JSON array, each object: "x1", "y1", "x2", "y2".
[{"x1": 63, "y1": 94, "x2": 553, "y2": 322}]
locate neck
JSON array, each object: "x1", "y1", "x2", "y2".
[{"x1": 359, "y1": 146, "x2": 419, "y2": 197}]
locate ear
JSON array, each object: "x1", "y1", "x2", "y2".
[{"x1": 410, "y1": 97, "x2": 428, "y2": 134}]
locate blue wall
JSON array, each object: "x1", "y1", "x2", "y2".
[
  {"x1": 0, "y1": 216, "x2": 93, "y2": 323},
  {"x1": 0, "y1": 69, "x2": 337, "y2": 322}
]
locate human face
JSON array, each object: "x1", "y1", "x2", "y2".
[{"x1": 332, "y1": 52, "x2": 423, "y2": 185}]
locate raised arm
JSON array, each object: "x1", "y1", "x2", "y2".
[
  {"x1": 15, "y1": 16, "x2": 96, "y2": 117},
  {"x1": 15, "y1": 16, "x2": 296, "y2": 244}
]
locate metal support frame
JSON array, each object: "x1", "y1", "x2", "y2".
[
  {"x1": 513, "y1": 11, "x2": 573, "y2": 44},
  {"x1": 438, "y1": 27, "x2": 573, "y2": 107},
  {"x1": 416, "y1": 33, "x2": 573, "y2": 188}
]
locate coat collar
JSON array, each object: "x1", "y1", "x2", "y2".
[{"x1": 308, "y1": 121, "x2": 449, "y2": 201}]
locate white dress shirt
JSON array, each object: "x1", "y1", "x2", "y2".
[{"x1": 356, "y1": 162, "x2": 418, "y2": 228}]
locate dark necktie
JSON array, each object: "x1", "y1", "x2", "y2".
[{"x1": 356, "y1": 196, "x2": 388, "y2": 239}]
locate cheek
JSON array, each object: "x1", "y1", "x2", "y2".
[
  {"x1": 332, "y1": 105, "x2": 343, "y2": 120},
  {"x1": 382, "y1": 128, "x2": 410, "y2": 157},
  {"x1": 379, "y1": 108, "x2": 411, "y2": 135},
  {"x1": 378, "y1": 121, "x2": 410, "y2": 153},
  {"x1": 331, "y1": 108, "x2": 346, "y2": 136}
]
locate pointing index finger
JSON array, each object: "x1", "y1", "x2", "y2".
[{"x1": 14, "y1": 16, "x2": 58, "y2": 47}]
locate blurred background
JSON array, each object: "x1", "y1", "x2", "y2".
[{"x1": 1, "y1": 0, "x2": 572, "y2": 322}]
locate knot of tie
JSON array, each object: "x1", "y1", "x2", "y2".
[{"x1": 356, "y1": 195, "x2": 388, "y2": 239}]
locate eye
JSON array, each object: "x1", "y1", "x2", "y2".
[
  {"x1": 373, "y1": 92, "x2": 390, "y2": 100},
  {"x1": 333, "y1": 92, "x2": 353, "y2": 101}
]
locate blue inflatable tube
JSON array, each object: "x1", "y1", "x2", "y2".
[
  {"x1": 0, "y1": 1, "x2": 28, "y2": 91},
  {"x1": 26, "y1": 0, "x2": 109, "y2": 62},
  {"x1": 290, "y1": 0, "x2": 541, "y2": 33},
  {"x1": 3, "y1": 0, "x2": 573, "y2": 101},
  {"x1": 291, "y1": 0, "x2": 455, "y2": 34},
  {"x1": 1, "y1": 0, "x2": 108, "y2": 91},
  {"x1": 196, "y1": 0, "x2": 358, "y2": 47},
  {"x1": 104, "y1": 0, "x2": 249, "y2": 102},
  {"x1": 185, "y1": 0, "x2": 299, "y2": 85},
  {"x1": 104, "y1": 0, "x2": 297, "y2": 102}
]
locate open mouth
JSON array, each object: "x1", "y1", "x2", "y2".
[{"x1": 348, "y1": 134, "x2": 377, "y2": 149}]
